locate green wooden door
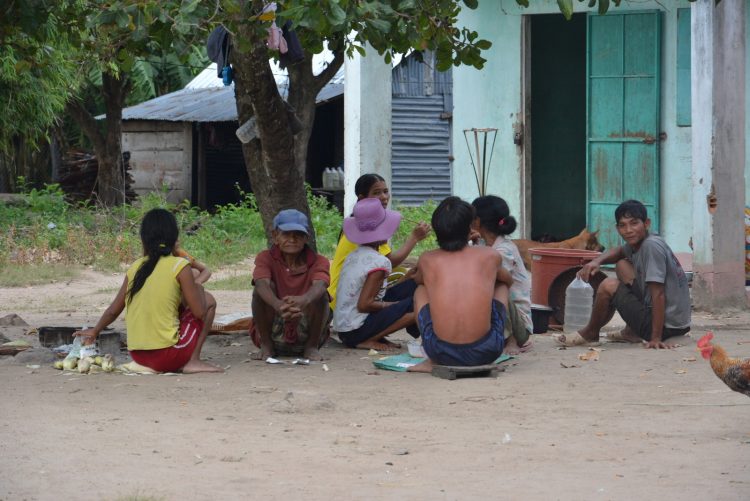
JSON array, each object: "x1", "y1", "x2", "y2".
[{"x1": 586, "y1": 11, "x2": 661, "y2": 250}]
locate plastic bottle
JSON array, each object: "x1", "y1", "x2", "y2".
[
  {"x1": 335, "y1": 167, "x2": 344, "y2": 190},
  {"x1": 563, "y1": 277, "x2": 594, "y2": 333},
  {"x1": 322, "y1": 168, "x2": 332, "y2": 189}
]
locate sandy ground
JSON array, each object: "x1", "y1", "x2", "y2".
[{"x1": 1, "y1": 269, "x2": 750, "y2": 500}]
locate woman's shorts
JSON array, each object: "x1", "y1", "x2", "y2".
[{"x1": 129, "y1": 309, "x2": 203, "y2": 372}]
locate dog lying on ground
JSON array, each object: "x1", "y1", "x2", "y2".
[{"x1": 513, "y1": 228, "x2": 604, "y2": 271}]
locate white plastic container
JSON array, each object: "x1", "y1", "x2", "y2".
[
  {"x1": 334, "y1": 167, "x2": 344, "y2": 190},
  {"x1": 322, "y1": 168, "x2": 333, "y2": 189},
  {"x1": 563, "y1": 277, "x2": 594, "y2": 333}
]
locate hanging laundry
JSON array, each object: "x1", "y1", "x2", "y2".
[
  {"x1": 207, "y1": 26, "x2": 231, "y2": 79},
  {"x1": 258, "y1": 2, "x2": 277, "y2": 21},
  {"x1": 279, "y1": 20, "x2": 305, "y2": 68},
  {"x1": 267, "y1": 21, "x2": 288, "y2": 53}
]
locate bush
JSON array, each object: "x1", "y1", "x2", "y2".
[
  {"x1": 0, "y1": 180, "x2": 441, "y2": 278},
  {"x1": 391, "y1": 200, "x2": 438, "y2": 257}
]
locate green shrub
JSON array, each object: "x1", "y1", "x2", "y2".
[
  {"x1": 391, "y1": 200, "x2": 438, "y2": 256},
  {"x1": 0, "y1": 179, "x2": 441, "y2": 280}
]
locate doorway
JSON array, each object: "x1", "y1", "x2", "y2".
[{"x1": 529, "y1": 14, "x2": 587, "y2": 241}]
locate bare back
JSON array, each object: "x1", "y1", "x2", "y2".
[{"x1": 417, "y1": 246, "x2": 503, "y2": 344}]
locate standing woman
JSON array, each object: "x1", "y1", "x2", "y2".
[
  {"x1": 328, "y1": 173, "x2": 431, "y2": 310},
  {"x1": 74, "y1": 208, "x2": 221, "y2": 373}
]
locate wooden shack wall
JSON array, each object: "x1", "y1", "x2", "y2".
[{"x1": 122, "y1": 121, "x2": 192, "y2": 204}]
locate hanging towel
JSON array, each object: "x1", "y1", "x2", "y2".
[{"x1": 207, "y1": 26, "x2": 231, "y2": 78}]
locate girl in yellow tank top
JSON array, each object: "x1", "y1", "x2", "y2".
[{"x1": 73, "y1": 209, "x2": 222, "y2": 374}]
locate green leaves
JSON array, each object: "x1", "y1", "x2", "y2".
[
  {"x1": 328, "y1": 2, "x2": 347, "y2": 26},
  {"x1": 276, "y1": 0, "x2": 492, "y2": 70},
  {"x1": 557, "y1": 0, "x2": 574, "y2": 20},
  {"x1": 366, "y1": 18, "x2": 391, "y2": 33}
]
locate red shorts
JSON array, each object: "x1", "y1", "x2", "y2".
[{"x1": 129, "y1": 309, "x2": 204, "y2": 372}]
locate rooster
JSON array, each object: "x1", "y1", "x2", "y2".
[{"x1": 697, "y1": 332, "x2": 750, "y2": 397}]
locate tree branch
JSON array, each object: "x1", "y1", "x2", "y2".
[
  {"x1": 312, "y1": 49, "x2": 344, "y2": 95},
  {"x1": 66, "y1": 99, "x2": 106, "y2": 156}
]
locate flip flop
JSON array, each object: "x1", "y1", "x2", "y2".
[{"x1": 553, "y1": 332, "x2": 601, "y2": 347}]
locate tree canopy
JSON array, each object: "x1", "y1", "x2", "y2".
[{"x1": 0, "y1": 1, "x2": 82, "y2": 154}]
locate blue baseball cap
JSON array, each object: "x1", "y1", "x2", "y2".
[{"x1": 273, "y1": 209, "x2": 309, "y2": 235}]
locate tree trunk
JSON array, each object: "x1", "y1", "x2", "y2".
[
  {"x1": 286, "y1": 51, "x2": 344, "y2": 184},
  {"x1": 232, "y1": 24, "x2": 312, "y2": 248},
  {"x1": 67, "y1": 71, "x2": 129, "y2": 206},
  {"x1": 286, "y1": 57, "x2": 319, "y2": 183}
]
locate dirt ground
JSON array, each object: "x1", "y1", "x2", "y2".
[{"x1": 1, "y1": 269, "x2": 749, "y2": 500}]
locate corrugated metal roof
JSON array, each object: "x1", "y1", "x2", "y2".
[{"x1": 122, "y1": 60, "x2": 343, "y2": 123}]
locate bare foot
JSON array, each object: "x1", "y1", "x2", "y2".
[
  {"x1": 407, "y1": 359, "x2": 433, "y2": 373},
  {"x1": 303, "y1": 347, "x2": 325, "y2": 361},
  {"x1": 504, "y1": 338, "x2": 533, "y2": 355},
  {"x1": 251, "y1": 344, "x2": 275, "y2": 360},
  {"x1": 181, "y1": 360, "x2": 224, "y2": 374},
  {"x1": 504, "y1": 337, "x2": 521, "y2": 355},
  {"x1": 607, "y1": 327, "x2": 644, "y2": 344},
  {"x1": 356, "y1": 340, "x2": 400, "y2": 352}
]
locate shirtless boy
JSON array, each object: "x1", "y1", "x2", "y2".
[{"x1": 409, "y1": 197, "x2": 514, "y2": 373}]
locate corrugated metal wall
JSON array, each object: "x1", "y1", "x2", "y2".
[{"x1": 391, "y1": 54, "x2": 452, "y2": 205}]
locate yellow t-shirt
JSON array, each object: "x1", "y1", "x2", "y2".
[
  {"x1": 125, "y1": 255, "x2": 190, "y2": 350},
  {"x1": 328, "y1": 234, "x2": 391, "y2": 310}
]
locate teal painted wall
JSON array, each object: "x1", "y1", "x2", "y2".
[{"x1": 454, "y1": 0, "x2": 694, "y2": 252}]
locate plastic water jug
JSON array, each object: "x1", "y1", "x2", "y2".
[
  {"x1": 322, "y1": 168, "x2": 333, "y2": 189},
  {"x1": 564, "y1": 277, "x2": 594, "y2": 333},
  {"x1": 334, "y1": 167, "x2": 345, "y2": 189}
]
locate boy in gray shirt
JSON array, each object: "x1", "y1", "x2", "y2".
[{"x1": 557, "y1": 200, "x2": 691, "y2": 349}]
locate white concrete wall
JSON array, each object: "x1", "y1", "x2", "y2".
[
  {"x1": 122, "y1": 121, "x2": 192, "y2": 204},
  {"x1": 344, "y1": 46, "x2": 392, "y2": 214},
  {"x1": 691, "y1": 0, "x2": 746, "y2": 309},
  {"x1": 454, "y1": 0, "x2": 694, "y2": 251}
]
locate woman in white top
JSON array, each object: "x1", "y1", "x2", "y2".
[
  {"x1": 333, "y1": 198, "x2": 419, "y2": 351},
  {"x1": 472, "y1": 195, "x2": 533, "y2": 354}
]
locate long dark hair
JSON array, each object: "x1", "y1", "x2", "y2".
[
  {"x1": 354, "y1": 173, "x2": 385, "y2": 199},
  {"x1": 127, "y1": 208, "x2": 179, "y2": 305},
  {"x1": 472, "y1": 195, "x2": 518, "y2": 237}
]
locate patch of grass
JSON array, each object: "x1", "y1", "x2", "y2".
[
  {"x1": 0, "y1": 264, "x2": 79, "y2": 287},
  {"x1": 307, "y1": 185, "x2": 343, "y2": 257},
  {"x1": 208, "y1": 274, "x2": 253, "y2": 291},
  {"x1": 391, "y1": 200, "x2": 439, "y2": 256},
  {"x1": 0, "y1": 180, "x2": 442, "y2": 281}
]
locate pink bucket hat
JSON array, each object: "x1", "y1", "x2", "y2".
[{"x1": 343, "y1": 198, "x2": 402, "y2": 245}]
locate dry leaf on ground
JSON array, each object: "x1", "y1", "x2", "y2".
[{"x1": 578, "y1": 350, "x2": 600, "y2": 362}]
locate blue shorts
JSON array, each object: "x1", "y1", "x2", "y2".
[
  {"x1": 338, "y1": 296, "x2": 418, "y2": 348},
  {"x1": 419, "y1": 301, "x2": 507, "y2": 366}
]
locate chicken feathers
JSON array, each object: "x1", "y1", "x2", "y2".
[{"x1": 697, "y1": 332, "x2": 750, "y2": 398}]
